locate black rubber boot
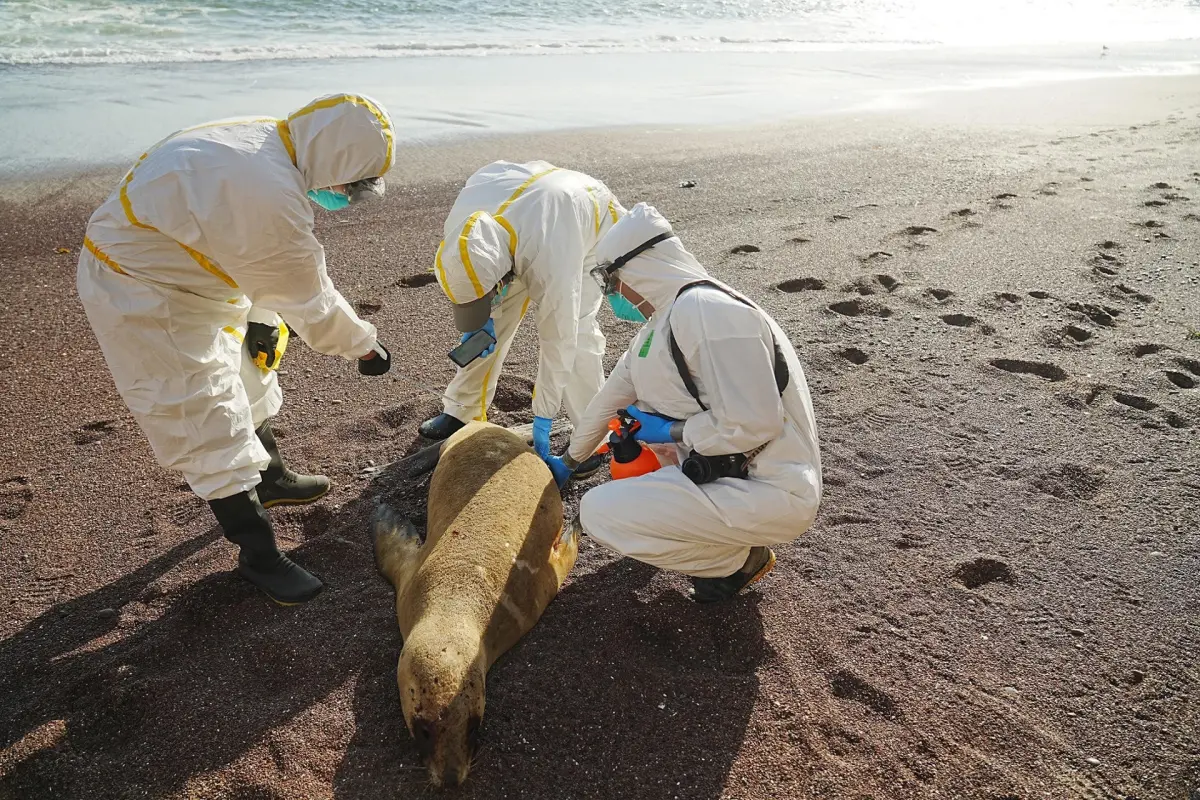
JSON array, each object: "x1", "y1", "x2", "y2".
[
  {"x1": 418, "y1": 413, "x2": 467, "y2": 441},
  {"x1": 255, "y1": 421, "x2": 330, "y2": 509},
  {"x1": 570, "y1": 452, "x2": 608, "y2": 481},
  {"x1": 208, "y1": 490, "x2": 324, "y2": 605},
  {"x1": 691, "y1": 546, "x2": 776, "y2": 604}
]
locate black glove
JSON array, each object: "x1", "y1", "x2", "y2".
[
  {"x1": 358, "y1": 342, "x2": 391, "y2": 376},
  {"x1": 246, "y1": 321, "x2": 280, "y2": 368}
]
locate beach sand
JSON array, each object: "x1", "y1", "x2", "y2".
[{"x1": 1, "y1": 75, "x2": 1198, "y2": 799}]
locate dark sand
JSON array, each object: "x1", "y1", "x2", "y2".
[{"x1": 1, "y1": 76, "x2": 1198, "y2": 799}]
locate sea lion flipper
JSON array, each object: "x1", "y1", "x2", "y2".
[
  {"x1": 372, "y1": 502, "x2": 423, "y2": 591},
  {"x1": 549, "y1": 515, "x2": 582, "y2": 587},
  {"x1": 555, "y1": 515, "x2": 581, "y2": 550}
]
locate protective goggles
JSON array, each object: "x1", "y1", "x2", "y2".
[{"x1": 589, "y1": 231, "x2": 675, "y2": 294}]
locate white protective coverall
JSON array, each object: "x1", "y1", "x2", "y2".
[
  {"x1": 77, "y1": 93, "x2": 393, "y2": 500},
  {"x1": 567, "y1": 204, "x2": 823, "y2": 578},
  {"x1": 433, "y1": 161, "x2": 625, "y2": 425}
]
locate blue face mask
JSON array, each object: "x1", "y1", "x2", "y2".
[
  {"x1": 307, "y1": 189, "x2": 351, "y2": 211},
  {"x1": 607, "y1": 292, "x2": 647, "y2": 323}
]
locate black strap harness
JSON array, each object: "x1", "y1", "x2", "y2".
[{"x1": 667, "y1": 280, "x2": 790, "y2": 412}]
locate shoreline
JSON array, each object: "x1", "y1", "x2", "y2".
[
  {"x1": 5, "y1": 72, "x2": 1199, "y2": 199},
  {"x1": 2, "y1": 40, "x2": 1198, "y2": 178}
]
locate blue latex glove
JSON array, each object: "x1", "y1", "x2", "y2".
[
  {"x1": 624, "y1": 405, "x2": 675, "y2": 444},
  {"x1": 532, "y1": 415, "x2": 553, "y2": 460},
  {"x1": 546, "y1": 455, "x2": 572, "y2": 489},
  {"x1": 460, "y1": 318, "x2": 497, "y2": 359}
]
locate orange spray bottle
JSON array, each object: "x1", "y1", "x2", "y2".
[{"x1": 607, "y1": 411, "x2": 662, "y2": 480}]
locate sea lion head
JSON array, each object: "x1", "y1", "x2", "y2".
[{"x1": 398, "y1": 624, "x2": 486, "y2": 788}]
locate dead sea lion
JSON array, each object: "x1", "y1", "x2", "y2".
[{"x1": 372, "y1": 420, "x2": 578, "y2": 788}]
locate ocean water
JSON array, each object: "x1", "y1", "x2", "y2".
[
  {"x1": 1, "y1": 1, "x2": 1199, "y2": 174},
  {"x1": 3, "y1": 0, "x2": 1200, "y2": 65}
]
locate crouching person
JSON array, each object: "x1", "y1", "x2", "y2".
[{"x1": 547, "y1": 204, "x2": 822, "y2": 603}]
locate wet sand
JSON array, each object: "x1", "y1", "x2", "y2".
[{"x1": 1, "y1": 75, "x2": 1199, "y2": 799}]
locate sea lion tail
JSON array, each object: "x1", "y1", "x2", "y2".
[{"x1": 372, "y1": 502, "x2": 423, "y2": 591}]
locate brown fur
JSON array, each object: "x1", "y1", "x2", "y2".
[{"x1": 372, "y1": 421, "x2": 579, "y2": 788}]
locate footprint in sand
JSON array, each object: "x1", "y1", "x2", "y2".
[
  {"x1": 829, "y1": 670, "x2": 902, "y2": 719},
  {"x1": 355, "y1": 301, "x2": 382, "y2": 316},
  {"x1": 1098, "y1": 240, "x2": 1121, "y2": 250},
  {"x1": 1136, "y1": 220, "x2": 1166, "y2": 229},
  {"x1": 828, "y1": 214, "x2": 851, "y2": 223},
  {"x1": 990, "y1": 192, "x2": 1019, "y2": 209},
  {"x1": 838, "y1": 347, "x2": 869, "y2": 365},
  {"x1": 1162, "y1": 193, "x2": 1190, "y2": 201},
  {"x1": 1113, "y1": 392, "x2": 1157, "y2": 412},
  {"x1": 777, "y1": 280, "x2": 825, "y2": 296},
  {"x1": 1149, "y1": 182, "x2": 1174, "y2": 190},
  {"x1": 1067, "y1": 301, "x2": 1120, "y2": 328},
  {"x1": 73, "y1": 419, "x2": 119, "y2": 446},
  {"x1": 950, "y1": 208, "x2": 976, "y2": 218},
  {"x1": 1039, "y1": 182, "x2": 1061, "y2": 196},
  {"x1": 1145, "y1": 199, "x2": 1168, "y2": 208},
  {"x1": 1091, "y1": 251, "x2": 1121, "y2": 276},
  {"x1": 1029, "y1": 290, "x2": 1052, "y2": 300},
  {"x1": 828, "y1": 298, "x2": 892, "y2": 318},
  {"x1": 0, "y1": 476, "x2": 33, "y2": 521},
  {"x1": 987, "y1": 292, "x2": 1022, "y2": 309},
  {"x1": 844, "y1": 275, "x2": 900, "y2": 296},
  {"x1": 777, "y1": 277, "x2": 826, "y2": 292},
  {"x1": 788, "y1": 236, "x2": 812, "y2": 245},
  {"x1": 1175, "y1": 357, "x2": 1200, "y2": 377},
  {"x1": 730, "y1": 244, "x2": 760, "y2": 255},
  {"x1": 1133, "y1": 343, "x2": 1169, "y2": 358},
  {"x1": 941, "y1": 313, "x2": 980, "y2": 328},
  {"x1": 901, "y1": 225, "x2": 938, "y2": 236},
  {"x1": 924, "y1": 288, "x2": 954, "y2": 303},
  {"x1": 990, "y1": 358, "x2": 1068, "y2": 382},
  {"x1": 1164, "y1": 371, "x2": 1196, "y2": 389},
  {"x1": 858, "y1": 251, "x2": 894, "y2": 264},
  {"x1": 396, "y1": 273, "x2": 438, "y2": 289},
  {"x1": 1110, "y1": 284, "x2": 1154, "y2": 303},
  {"x1": 1047, "y1": 324, "x2": 1094, "y2": 347},
  {"x1": 954, "y1": 557, "x2": 1015, "y2": 589},
  {"x1": 1030, "y1": 463, "x2": 1107, "y2": 500}
]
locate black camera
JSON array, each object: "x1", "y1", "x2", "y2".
[{"x1": 681, "y1": 450, "x2": 749, "y2": 485}]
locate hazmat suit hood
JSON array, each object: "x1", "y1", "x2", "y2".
[
  {"x1": 285, "y1": 93, "x2": 395, "y2": 191},
  {"x1": 596, "y1": 203, "x2": 709, "y2": 314}
]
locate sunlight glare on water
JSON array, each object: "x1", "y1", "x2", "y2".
[{"x1": 2, "y1": 0, "x2": 1199, "y2": 65}]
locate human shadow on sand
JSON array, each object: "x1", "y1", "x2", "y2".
[
  {"x1": 0, "y1": 513, "x2": 393, "y2": 799},
  {"x1": 1, "y1": 482, "x2": 767, "y2": 800},
  {"x1": 333, "y1": 556, "x2": 770, "y2": 800}
]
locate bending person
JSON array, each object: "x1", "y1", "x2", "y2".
[
  {"x1": 420, "y1": 160, "x2": 625, "y2": 479},
  {"x1": 548, "y1": 204, "x2": 822, "y2": 603},
  {"x1": 77, "y1": 93, "x2": 396, "y2": 605}
]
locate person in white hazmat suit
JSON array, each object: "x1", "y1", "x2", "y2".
[
  {"x1": 546, "y1": 203, "x2": 822, "y2": 603},
  {"x1": 77, "y1": 93, "x2": 396, "y2": 606},
  {"x1": 418, "y1": 160, "x2": 625, "y2": 479}
]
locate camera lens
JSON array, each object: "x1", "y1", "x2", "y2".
[{"x1": 682, "y1": 454, "x2": 712, "y2": 484}]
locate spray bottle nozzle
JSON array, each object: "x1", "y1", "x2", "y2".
[{"x1": 607, "y1": 411, "x2": 661, "y2": 479}]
